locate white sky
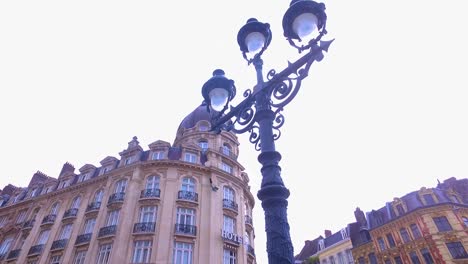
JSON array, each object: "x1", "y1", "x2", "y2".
[{"x1": 1, "y1": 1, "x2": 467, "y2": 263}]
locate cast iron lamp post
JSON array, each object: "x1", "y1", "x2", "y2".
[{"x1": 201, "y1": 1, "x2": 332, "y2": 263}]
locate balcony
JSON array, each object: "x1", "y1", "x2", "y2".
[
  {"x1": 107, "y1": 192, "x2": 125, "y2": 207},
  {"x1": 223, "y1": 199, "x2": 238, "y2": 213},
  {"x1": 22, "y1": 219, "x2": 35, "y2": 230},
  {"x1": 177, "y1": 191, "x2": 198, "y2": 203},
  {"x1": 140, "y1": 189, "x2": 161, "y2": 200},
  {"x1": 219, "y1": 147, "x2": 238, "y2": 160},
  {"x1": 86, "y1": 202, "x2": 101, "y2": 215},
  {"x1": 75, "y1": 233, "x2": 92, "y2": 245},
  {"x1": 0, "y1": 253, "x2": 5, "y2": 261},
  {"x1": 41, "y1": 214, "x2": 56, "y2": 226},
  {"x1": 133, "y1": 222, "x2": 156, "y2": 234},
  {"x1": 50, "y1": 239, "x2": 67, "y2": 251},
  {"x1": 174, "y1": 223, "x2": 197, "y2": 236},
  {"x1": 63, "y1": 208, "x2": 78, "y2": 220},
  {"x1": 247, "y1": 245, "x2": 256, "y2": 257},
  {"x1": 98, "y1": 225, "x2": 117, "y2": 238},
  {"x1": 6, "y1": 249, "x2": 20, "y2": 260},
  {"x1": 28, "y1": 244, "x2": 44, "y2": 256}
]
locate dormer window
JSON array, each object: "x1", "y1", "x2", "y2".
[
  {"x1": 152, "y1": 151, "x2": 165, "y2": 160},
  {"x1": 318, "y1": 239, "x2": 325, "y2": 250},
  {"x1": 396, "y1": 204, "x2": 405, "y2": 216},
  {"x1": 340, "y1": 228, "x2": 348, "y2": 239},
  {"x1": 423, "y1": 194, "x2": 436, "y2": 205},
  {"x1": 184, "y1": 152, "x2": 197, "y2": 163},
  {"x1": 30, "y1": 188, "x2": 38, "y2": 198},
  {"x1": 199, "y1": 124, "x2": 209, "y2": 131},
  {"x1": 58, "y1": 180, "x2": 69, "y2": 189},
  {"x1": 450, "y1": 194, "x2": 460, "y2": 204}
]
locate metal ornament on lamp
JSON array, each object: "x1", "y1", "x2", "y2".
[{"x1": 201, "y1": 1, "x2": 333, "y2": 263}]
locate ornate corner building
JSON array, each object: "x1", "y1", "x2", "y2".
[
  {"x1": 0, "y1": 104, "x2": 257, "y2": 264},
  {"x1": 350, "y1": 177, "x2": 468, "y2": 264}
]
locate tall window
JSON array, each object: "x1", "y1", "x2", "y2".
[
  {"x1": 0, "y1": 237, "x2": 13, "y2": 256},
  {"x1": 223, "y1": 249, "x2": 236, "y2": 264},
  {"x1": 177, "y1": 208, "x2": 195, "y2": 226},
  {"x1": 410, "y1": 223, "x2": 421, "y2": 239},
  {"x1": 223, "y1": 215, "x2": 235, "y2": 233},
  {"x1": 96, "y1": 243, "x2": 112, "y2": 264},
  {"x1": 377, "y1": 237, "x2": 386, "y2": 251},
  {"x1": 106, "y1": 210, "x2": 120, "y2": 226},
  {"x1": 16, "y1": 209, "x2": 27, "y2": 224},
  {"x1": 94, "y1": 189, "x2": 104, "y2": 203},
  {"x1": 115, "y1": 179, "x2": 127, "y2": 193},
  {"x1": 346, "y1": 249, "x2": 354, "y2": 264},
  {"x1": 132, "y1": 240, "x2": 152, "y2": 263},
  {"x1": 223, "y1": 187, "x2": 235, "y2": 202},
  {"x1": 152, "y1": 151, "x2": 165, "y2": 160},
  {"x1": 423, "y1": 194, "x2": 435, "y2": 205},
  {"x1": 59, "y1": 223, "x2": 73, "y2": 239},
  {"x1": 396, "y1": 204, "x2": 405, "y2": 215},
  {"x1": 146, "y1": 176, "x2": 160, "y2": 190},
  {"x1": 50, "y1": 255, "x2": 61, "y2": 264},
  {"x1": 329, "y1": 256, "x2": 336, "y2": 264},
  {"x1": 409, "y1": 251, "x2": 421, "y2": 264},
  {"x1": 337, "y1": 252, "x2": 346, "y2": 264},
  {"x1": 173, "y1": 242, "x2": 193, "y2": 264},
  {"x1": 433, "y1": 216, "x2": 452, "y2": 232},
  {"x1": 73, "y1": 250, "x2": 87, "y2": 264},
  {"x1": 386, "y1": 233, "x2": 396, "y2": 248},
  {"x1": 222, "y1": 144, "x2": 232, "y2": 156},
  {"x1": 198, "y1": 140, "x2": 208, "y2": 151},
  {"x1": 50, "y1": 202, "x2": 60, "y2": 215},
  {"x1": 30, "y1": 188, "x2": 39, "y2": 197},
  {"x1": 184, "y1": 152, "x2": 197, "y2": 163},
  {"x1": 38, "y1": 229, "x2": 50, "y2": 245},
  {"x1": 368, "y1": 253, "x2": 377, "y2": 264},
  {"x1": 139, "y1": 206, "x2": 157, "y2": 223},
  {"x1": 400, "y1": 228, "x2": 411, "y2": 243},
  {"x1": 71, "y1": 196, "x2": 81, "y2": 209},
  {"x1": 420, "y1": 248, "x2": 434, "y2": 264},
  {"x1": 446, "y1": 242, "x2": 468, "y2": 259},
  {"x1": 181, "y1": 178, "x2": 195, "y2": 192},
  {"x1": 394, "y1": 256, "x2": 403, "y2": 264},
  {"x1": 83, "y1": 218, "x2": 96, "y2": 234},
  {"x1": 125, "y1": 157, "x2": 133, "y2": 165}
]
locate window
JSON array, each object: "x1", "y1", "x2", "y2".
[
  {"x1": 396, "y1": 204, "x2": 405, "y2": 215},
  {"x1": 386, "y1": 233, "x2": 396, "y2": 248},
  {"x1": 223, "y1": 215, "x2": 235, "y2": 233},
  {"x1": 346, "y1": 249, "x2": 354, "y2": 264},
  {"x1": 30, "y1": 188, "x2": 39, "y2": 197},
  {"x1": 139, "y1": 206, "x2": 157, "y2": 223},
  {"x1": 223, "y1": 249, "x2": 236, "y2": 264},
  {"x1": 77, "y1": 173, "x2": 89, "y2": 183},
  {"x1": 106, "y1": 210, "x2": 120, "y2": 226},
  {"x1": 125, "y1": 157, "x2": 133, "y2": 165},
  {"x1": 377, "y1": 237, "x2": 386, "y2": 251},
  {"x1": 146, "y1": 176, "x2": 160, "y2": 190},
  {"x1": 329, "y1": 256, "x2": 336, "y2": 264},
  {"x1": 358, "y1": 257, "x2": 365, "y2": 264},
  {"x1": 38, "y1": 229, "x2": 51, "y2": 244},
  {"x1": 446, "y1": 242, "x2": 468, "y2": 259},
  {"x1": 73, "y1": 250, "x2": 87, "y2": 264},
  {"x1": 50, "y1": 202, "x2": 60, "y2": 215},
  {"x1": 318, "y1": 239, "x2": 324, "y2": 250},
  {"x1": 83, "y1": 218, "x2": 96, "y2": 234},
  {"x1": 0, "y1": 237, "x2": 13, "y2": 256},
  {"x1": 384, "y1": 260, "x2": 391, "y2": 264},
  {"x1": 173, "y1": 242, "x2": 193, "y2": 264},
  {"x1": 420, "y1": 248, "x2": 434, "y2": 264},
  {"x1": 50, "y1": 255, "x2": 61, "y2": 264},
  {"x1": 177, "y1": 208, "x2": 195, "y2": 226},
  {"x1": 450, "y1": 195, "x2": 460, "y2": 203},
  {"x1": 0, "y1": 216, "x2": 7, "y2": 228},
  {"x1": 410, "y1": 223, "x2": 421, "y2": 239},
  {"x1": 221, "y1": 162, "x2": 233, "y2": 174},
  {"x1": 463, "y1": 217, "x2": 468, "y2": 227},
  {"x1": 394, "y1": 256, "x2": 403, "y2": 264},
  {"x1": 94, "y1": 189, "x2": 104, "y2": 203},
  {"x1": 184, "y1": 152, "x2": 197, "y2": 163},
  {"x1": 223, "y1": 187, "x2": 235, "y2": 202},
  {"x1": 59, "y1": 223, "x2": 73, "y2": 239},
  {"x1": 198, "y1": 140, "x2": 208, "y2": 151},
  {"x1": 409, "y1": 251, "x2": 421, "y2": 264},
  {"x1": 181, "y1": 178, "x2": 195, "y2": 192},
  {"x1": 16, "y1": 209, "x2": 27, "y2": 224},
  {"x1": 368, "y1": 253, "x2": 377, "y2": 264},
  {"x1": 337, "y1": 252, "x2": 346, "y2": 264},
  {"x1": 222, "y1": 144, "x2": 232, "y2": 156},
  {"x1": 152, "y1": 151, "x2": 165, "y2": 160},
  {"x1": 400, "y1": 228, "x2": 411, "y2": 243},
  {"x1": 433, "y1": 216, "x2": 452, "y2": 232},
  {"x1": 71, "y1": 196, "x2": 81, "y2": 209},
  {"x1": 96, "y1": 243, "x2": 112, "y2": 264},
  {"x1": 132, "y1": 240, "x2": 152, "y2": 263},
  {"x1": 423, "y1": 194, "x2": 435, "y2": 205},
  {"x1": 115, "y1": 179, "x2": 127, "y2": 193}
]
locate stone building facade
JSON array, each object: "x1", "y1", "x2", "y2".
[{"x1": 0, "y1": 104, "x2": 257, "y2": 264}]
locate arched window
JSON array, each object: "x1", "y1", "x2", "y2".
[
  {"x1": 115, "y1": 179, "x2": 128, "y2": 193},
  {"x1": 181, "y1": 178, "x2": 195, "y2": 192},
  {"x1": 146, "y1": 176, "x2": 160, "y2": 191},
  {"x1": 50, "y1": 202, "x2": 60, "y2": 215},
  {"x1": 222, "y1": 143, "x2": 232, "y2": 156},
  {"x1": 94, "y1": 189, "x2": 104, "y2": 203},
  {"x1": 70, "y1": 196, "x2": 81, "y2": 209}
]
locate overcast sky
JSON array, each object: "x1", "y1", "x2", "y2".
[{"x1": 1, "y1": 1, "x2": 468, "y2": 263}]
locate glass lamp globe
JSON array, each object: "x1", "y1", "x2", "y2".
[
  {"x1": 292, "y1": 12, "x2": 318, "y2": 40},
  {"x1": 245, "y1": 31, "x2": 266, "y2": 53},
  {"x1": 209, "y1": 88, "x2": 229, "y2": 112}
]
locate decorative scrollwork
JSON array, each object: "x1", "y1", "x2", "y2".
[{"x1": 248, "y1": 125, "x2": 261, "y2": 151}]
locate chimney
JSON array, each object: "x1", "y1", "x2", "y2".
[{"x1": 325, "y1": 230, "x2": 332, "y2": 238}]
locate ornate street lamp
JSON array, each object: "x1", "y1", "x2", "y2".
[{"x1": 202, "y1": 1, "x2": 333, "y2": 263}]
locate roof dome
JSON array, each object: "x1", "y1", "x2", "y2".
[{"x1": 178, "y1": 102, "x2": 211, "y2": 131}]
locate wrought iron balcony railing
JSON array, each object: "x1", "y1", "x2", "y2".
[
  {"x1": 75, "y1": 233, "x2": 92, "y2": 245},
  {"x1": 108, "y1": 192, "x2": 125, "y2": 205},
  {"x1": 133, "y1": 222, "x2": 156, "y2": 233},
  {"x1": 177, "y1": 191, "x2": 198, "y2": 202},
  {"x1": 28, "y1": 244, "x2": 44, "y2": 256},
  {"x1": 50, "y1": 239, "x2": 67, "y2": 251},
  {"x1": 223, "y1": 199, "x2": 238, "y2": 211},
  {"x1": 86, "y1": 201, "x2": 101, "y2": 212},
  {"x1": 98, "y1": 225, "x2": 117, "y2": 238},
  {"x1": 140, "y1": 189, "x2": 161, "y2": 199},
  {"x1": 22, "y1": 219, "x2": 35, "y2": 229},
  {"x1": 63, "y1": 208, "x2": 78, "y2": 219},
  {"x1": 245, "y1": 215, "x2": 253, "y2": 226},
  {"x1": 6, "y1": 249, "x2": 20, "y2": 260},
  {"x1": 219, "y1": 147, "x2": 238, "y2": 160},
  {"x1": 247, "y1": 245, "x2": 256, "y2": 257},
  {"x1": 41, "y1": 214, "x2": 56, "y2": 225},
  {"x1": 174, "y1": 223, "x2": 197, "y2": 236}
]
